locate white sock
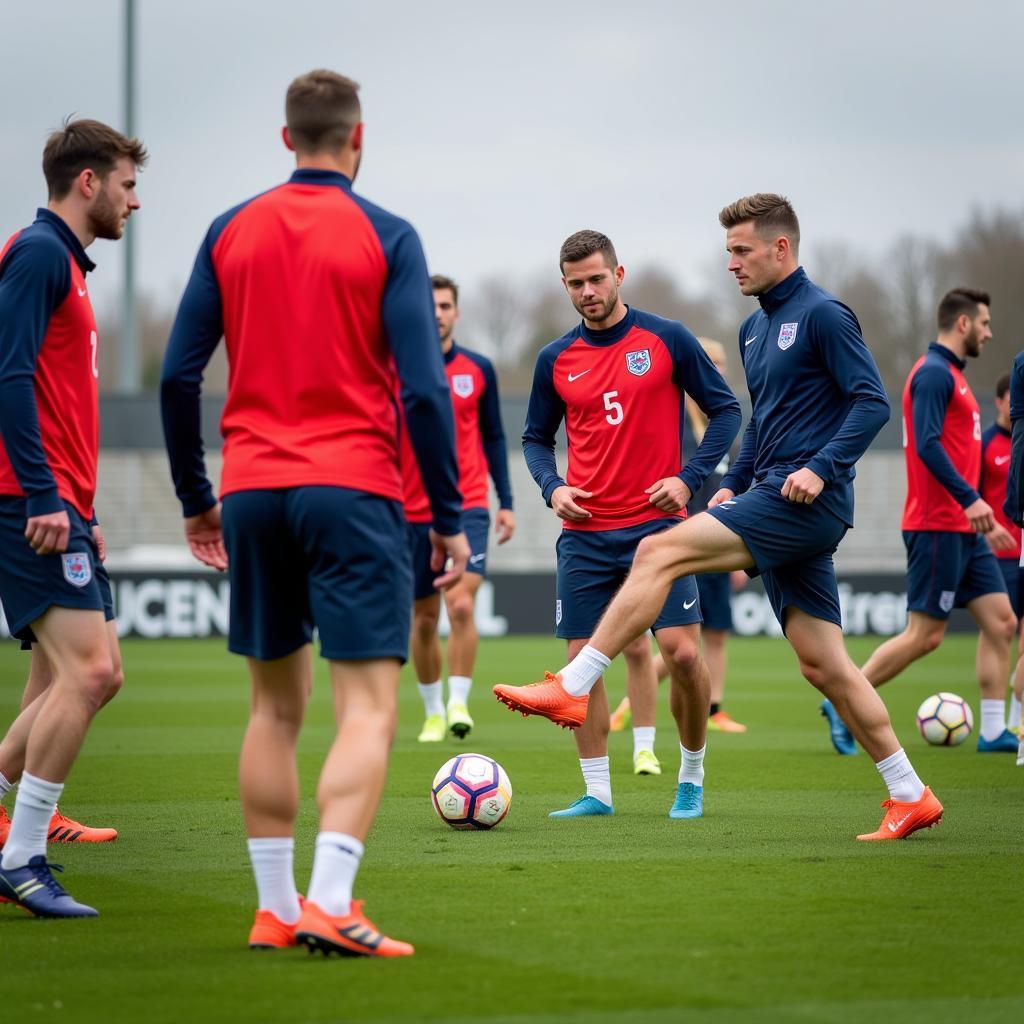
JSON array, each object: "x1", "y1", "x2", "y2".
[
  {"x1": 1009, "y1": 695, "x2": 1022, "y2": 731},
  {"x1": 980, "y1": 699, "x2": 1006, "y2": 742},
  {"x1": 678, "y1": 744, "x2": 706, "y2": 786},
  {"x1": 579, "y1": 756, "x2": 612, "y2": 806},
  {"x1": 559, "y1": 645, "x2": 611, "y2": 697},
  {"x1": 417, "y1": 681, "x2": 445, "y2": 717},
  {"x1": 875, "y1": 748, "x2": 925, "y2": 802},
  {"x1": 0, "y1": 771, "x2": 62, "y2": 869},
  {"x1": 447, "y1": 675, "x2": 472, "y2": 707},
  {"x1": 247, "y1": 836, "x2": 301, "y2": 923},
  {"x1": 0, "y1": 771, "x2": 12, "y2": 799},
  {"x1": 307, "y1": 832, "x2": 364, "y2": 917},
  {"x1": 633, "y1": 726, "x2": 656, "y2": 757}
]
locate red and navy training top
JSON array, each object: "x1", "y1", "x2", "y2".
[
  {"x1": 901, "y1": 342, "x2": 981, "y2": 533},
  {"x1": 522, "y1": 306, "x2": 740, "y2": 532},
  {"x1": 0, "y1": 209, "x2": 99, "y2": 520},
  {"x1": 980, "y1": 422, "x2": 1020, "y2": 559},
  {"x1": 161, "y1": 169, "x2": 462, "y2": 534}
]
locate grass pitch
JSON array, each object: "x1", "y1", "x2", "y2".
[{"x1": 1, "y1": 634, "x2": 1022, "y2": 1024}]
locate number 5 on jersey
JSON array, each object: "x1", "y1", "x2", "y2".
[{"x1": 604, "y1": 390, "x2": 623, "y2": 425}]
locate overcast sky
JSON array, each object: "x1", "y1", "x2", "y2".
[{"x1": 3, "y1": 0, "x2": 1023, "y2": 327}]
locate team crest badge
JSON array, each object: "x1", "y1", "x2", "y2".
[
  {"x1": 451, "y1": 374, "x2": 474, "y2": 398},
  {"x1": 939, "y1": 591, "x2": 955, "y2": 613},
  {"x1": 626, "y1": 349, "x2": 651, "y2": 376},
  {"x1": 61, "y1": 551, "x2": 92, "y2": 589},
  {"x1": 778, "y1": 323, "x2": 799, "y2": 350}
]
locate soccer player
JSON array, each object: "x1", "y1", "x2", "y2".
[
  {"x1": 610, "y1": 338, "x2": 750, "y2": 738},
  {"x1": 1003, "y1": 350, "x2": 1024, "y2": 764},
  {"x1": 404, "y1": 275, "x2": 515, "y2": 743},
  {"x1": 840, "y1": 290, "x2": 1019, "y2": 756},
  {"x1": 517, "y1": 229, "x2": 741, "y2": 818},
  {"x1": 497, "y1": 194, "x2": 943, "y2": 840},
  {"x1": 161, "y1": 71, "x2": 468, "y2": 957},
  {"x1": 0, "y1": 119, "x2": 145, "y2": 916}
]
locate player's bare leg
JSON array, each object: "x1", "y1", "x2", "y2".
[
  {"x1": 967, "y1": 592, "x2": 1018, "y2": 750},
  {"x1": 411, "y1": 594, "x2": 445, "y2": 741},
  {"x1": 624, "y1": 636, "x2": 659, "y2": 774},
  {"x1": 444, "y1": 573, "x2": 482, "y2": 737},
  {"x1": 861, "y1": 612, "x2": 948, "y2": 688}
]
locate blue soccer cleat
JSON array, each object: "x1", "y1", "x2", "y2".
[
  {"x1": 821, "y1": 699, "x2": 857, "y2": 755},
  {"x1": 0, "y1": 856, "x2": 97, "y2": 918},
  {"x1": 669, "y1": 782, "x2": 704, "y2": 820},
  {"x1": 977, "y1": 729, "x2": 1020, "y2": 753},
  {"x1": 548, "y1": 795, "x2": 613, "y2": 818}
]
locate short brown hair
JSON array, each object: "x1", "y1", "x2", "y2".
[
  {"x1": 559, "y1": 230, "x2": 617, "y2": 273},
  {"x1": 42, "y1": 118, "x2": 147, "y2": 200},
  {"x1": 996, "y1": 373, "x2": 1011, "y2": 399},
  {"x1": 431, "y1": 274, "x2": 459, "y2": 306},
  {"x1": 285, "y1": 70, "x2": 361, "y2": 153},
  {"x1": 937, "y1": 287, "x2": 991, "y2": 332},
  {"x1": 718, "y1": 193, "x2": 800, "y2": 254}
]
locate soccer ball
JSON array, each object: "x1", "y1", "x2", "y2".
[
  {"x1": 431, "y1": 753, "x2": 512, "y2": 830},
  {"x1": 916, "y1": 692, "x2": 973, "y2": 746}
]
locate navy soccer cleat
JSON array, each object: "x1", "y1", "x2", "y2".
[
  {"x1": 0, "y1": 856, "x2": 98, "y2": 918},
  {"x1": 821, "y1": 698, "x2": 857, "y2": 755}
]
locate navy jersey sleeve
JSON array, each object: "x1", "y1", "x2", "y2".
[
  {"x1": 160, "y1": 225, "x2": 224, "y2": 517},
  {"x1": 665, "y1": 325, "x2": 741, "y2": 496},
  {"x1": 909, "y1": 360, "x2": 979, "y2": 508},
  {"x1": 473, "y1": 353, "x2": 514, "y2": 510},
  {"x1": 1003, "y1": 352, "x2": 1024, "y2": 525},
  {"x1": 376, "y1": 222, "x2": 462, "y2": 535},
  {"x1": 802, "y1": 302, "x2": 890, "y2": 483},
  {"x1": 721, "y1": 416, "x2": 758, "y2": 495},
  {"x1": 522, "y1": 344, "x2": 567, "y2": 505},
  {"x1": 0, "y1": 237, "x2": 70, "y2": 516}
]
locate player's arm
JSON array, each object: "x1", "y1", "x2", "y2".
[
  {"x1": 476, "y1": 355, "x2": 515, "y2": 543},
  {"x1": 0, "y1": 239, "x2": 72, "y2": 553},
  {"x1": 1004, "y1": 352, "x2": 1024, "y2": 527}
]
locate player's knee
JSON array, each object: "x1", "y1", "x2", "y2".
[
  {"x1": 622, "y1": 633, "x2": 652, "y2": 662},
  {"x1": 77, "y1": 655, "x2": 117, "y2": 711},
  {"x1": 915, "y1": 628, "x2": 945, "y2": 656},
  {"x1": 412, "y1": 608, "x2": 440, "y2": 639},
  {"x1": 105, "y1": 659, "x2": 125, "y2": 703},
  {"x1": 661, "y1": 638, "x2": 702, "y2": 682},
  {"x1": 633, "y1": 531, "x2": 674, "y2": 574},
  {"x1": 796, "y1": 653, "x2": 832, "y2": 691},
  {"x1": 447, "y1": 595, "x2": 475, "y2": 628},
  {"x1": 992, "y1": 612, "x2": 1018, "y2": 647}
]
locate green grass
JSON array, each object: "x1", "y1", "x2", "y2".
[{"x1": 1, "y1": 635, "x2": 1022, "y2": 1024}]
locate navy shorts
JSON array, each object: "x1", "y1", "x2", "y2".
[
  {"x1": 998, "y1": 558, "x2": 1024, "y2": 620},
  {"x1": 0, "y1": 497, "x2": 110, "y2": 643},
  {"x1": 705, "y1": 481, "x2": 848, "y2": 631},
  {"x1": 555, "y1": 518, "x2": 701, "y2": 640},
  {"x1": 696, "y1": 573, "x2": 732, "y2": 632},
  {"x1": 222, "y1": 487, "x2": 411, "y2": 662},
  {"x1": 408, "y1": 508, "x2": 490, "y2": 602},
  {"x1": 903, "y1": 530, "x2": 1007, "y2": 620}
]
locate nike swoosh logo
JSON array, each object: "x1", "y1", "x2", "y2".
[
  {"x1": 469, "y1": 554, "x2": 485, "y2": 564},
  {"x1": 959, "y1": 386, "x2": 968, "y2": 394},
  {"x1": 996, "y1": 455, "x2": 1011, "y2": 465},
  {"x1": 683, "y1": 598, "x2": 697, "y2": 609},
  {"x1": 744, "y1": 335, "x2": 757, "y2": 346},
  {"x1": 77, "y1": 288, "x2": 87, "y2": 297},
  {"x1": 567, "y1": 370, "x2": 591, "y2": 382},
  {"x1": 887, "y1": 812, "x2": 913, "y2": 833}
]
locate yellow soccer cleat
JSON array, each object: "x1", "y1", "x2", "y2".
[
  {"x1": 446, "y1": 703, "x2": 474, "y2": 740},
  {"x1": 633, "y1": 749, "x2": 662, "y2": 776},
  {"x1": 417, "y1": 714, "x2": 446, "y2": 743}
]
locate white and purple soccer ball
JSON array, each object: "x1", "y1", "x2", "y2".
[
  {"x1": 431, "y1": 753, "x2": 512, "y2": 830},
  {"x1": 916, "y1": 692, "x2": 973, "y2": 746}
]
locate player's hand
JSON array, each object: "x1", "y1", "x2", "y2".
[
  {"x1": 91, "y1": 523, "x2": 107, "y2": 562},
  {"x1": 25, "y1": 509, "x2": 70, "y2": 555},
  {"x1": 707, "y1": 488, "x2": 735, "y2": 509},
  {"x1": 495, "y1": 509, "x2": 516, "y2": 545},
  {"x1": 781, "y1": 468, "x2": 824, "y2": 504},
  {"x1": 551, "y1": 485, "x2": 593, "y2": 522},
  {"x1": 985, "y1": 522, "x2": 1017, "y2": 552},
  {"x1": 185, "y1": 506, "x2": 228, "y2": 571},
  {"x1": 430, "y1": 528, "x2": 470, "y2": 590},
  {"x1": 963, "y1": 497, "x2": 997, "y2": 535},
  {"x1": 645, "y1": 477, "x2": 691, "y2": 513}
]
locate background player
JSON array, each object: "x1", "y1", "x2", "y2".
[
  {"x1": 1004, "y1": 349, "x2": 1024, "y2": 764},
  {"x1": 498, "y1": 194, "x2": 943, "y2": 841},
  {"x1": 520, "y1": 230, "x2": 741, "y2": 818},
  {"x1": 841, "y1": 290, "x2": 1019, "y2": 756},
  {"x1": 161, "y1": 71, "x2": 468, "y2": 957},
  {"x1": 0, "y1": 119, "x2": 144, "y2": 916},
  {"x1": 405, "y1": 275, "x2": 515, "y2": 743}
]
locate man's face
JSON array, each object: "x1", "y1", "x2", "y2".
[
  {"x1": 725, "y1": 222, "x2": 786, "y2": 296},
  {"x1": 88, "y1": 156, "x2": 140, "y2": 241},
  {"x1": 562, "y1": 253, "x2": 623, "y2": 324},
  {"x1": 995, "y1": 390, "x2": 1011, "y2": 425},
  {"x1": 434, "y1": 287, "x2": 459, "y2": 345},
  {"x1": 962, "y1": 303, "x2": 992, "y2": 359}
]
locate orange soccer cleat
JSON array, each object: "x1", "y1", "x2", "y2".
[
  {"x1": 295, "y1": 899, "x2": 414, "y2": 958},
  {"x1": 249, "y1": 897, "x2": 304, "y2": 949},
  {"x1": 48, "y1": 807, "x2": 118, "y2": 844},
  {"x1": 856, "y1": 787, "x2": 943, "y2": 841},
  {"x1": 493, "y1": 673, "x2": 589, "y2": 730},
  {"x1": 0, "y1": 804, "x2": 9, "y2": 849},
  {"x1": 709, "y1": 710, "x2": 748, "y2": 733}
]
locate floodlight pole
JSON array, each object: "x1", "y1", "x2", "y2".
[{"x1": 119, "y1": 0, "x2": 139, "y2": 393}]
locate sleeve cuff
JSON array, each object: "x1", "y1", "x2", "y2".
[
  {"x1": 959, "y1": 489, "x2": 981, "y2": 509},
  {"x1": 182, "y1": 488, "x2": 217, "y2": 518},
  {"x1": 431, "y1": 511, "x2": 463, "y2": 536},
  {"x1": 805, "y1": 455, "x2": 835, "y2": 483},
  {"x1": 25, "y1": 489, "x2": 64, "y2": 518},
  {"x1": 541, "y1": 478, "x2": 567, "y2": 507}
]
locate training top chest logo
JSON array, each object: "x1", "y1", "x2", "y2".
[
  {"x1": 626, "y1": 349, "x2": 651, "y2": 376},
  {"x1": 451, "y1": 374, "x2": 474, "y2": 398},
  {"x1": 778, "y1": 323, "x2": 799, "y2": 350}
]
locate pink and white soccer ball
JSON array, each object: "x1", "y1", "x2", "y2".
[
  {"x1": 916, "y1": 692, "x2": 973, "y2": 746},
  {"x1": 431, "y1": 753, "x2": 512, "y2": 830}
]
